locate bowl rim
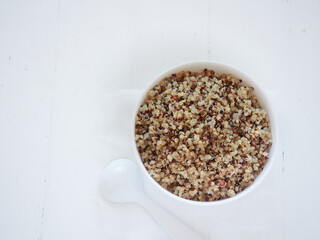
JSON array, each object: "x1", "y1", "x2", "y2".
[{"x1": 132, "y1": 60, "x2": 278, "y2": 206}]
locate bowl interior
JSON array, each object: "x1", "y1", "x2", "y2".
[{"x1": 132, "y1": 61, "x2": 277, "y2": 206}]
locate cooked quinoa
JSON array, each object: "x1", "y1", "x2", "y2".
[{"x1": 135, "y1": 69, "x2": 272, "y2": 201}]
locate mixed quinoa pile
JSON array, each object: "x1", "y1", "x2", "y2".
[{"x1": 135, "y1": 69, "x2": 272, "y2": 201}]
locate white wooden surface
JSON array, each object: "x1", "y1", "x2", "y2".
[{"x1": 0, "y1": 0, "x2": 320, "y2": 239}]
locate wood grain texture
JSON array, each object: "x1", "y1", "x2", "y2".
[{"x1": 0, "y1": 0, "x2": 319, "y2": 239}]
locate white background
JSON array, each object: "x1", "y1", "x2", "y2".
[{"x1": 0, "y1": 0, "x2": 320, "y2": 239}]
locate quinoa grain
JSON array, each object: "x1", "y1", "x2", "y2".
[{"x1": 135, "y1": 70, "x2": 272, "y2": 201}]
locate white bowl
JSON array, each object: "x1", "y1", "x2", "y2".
[{"x1": 132, "y1": 61, "x2": 278, "y2": 206}]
